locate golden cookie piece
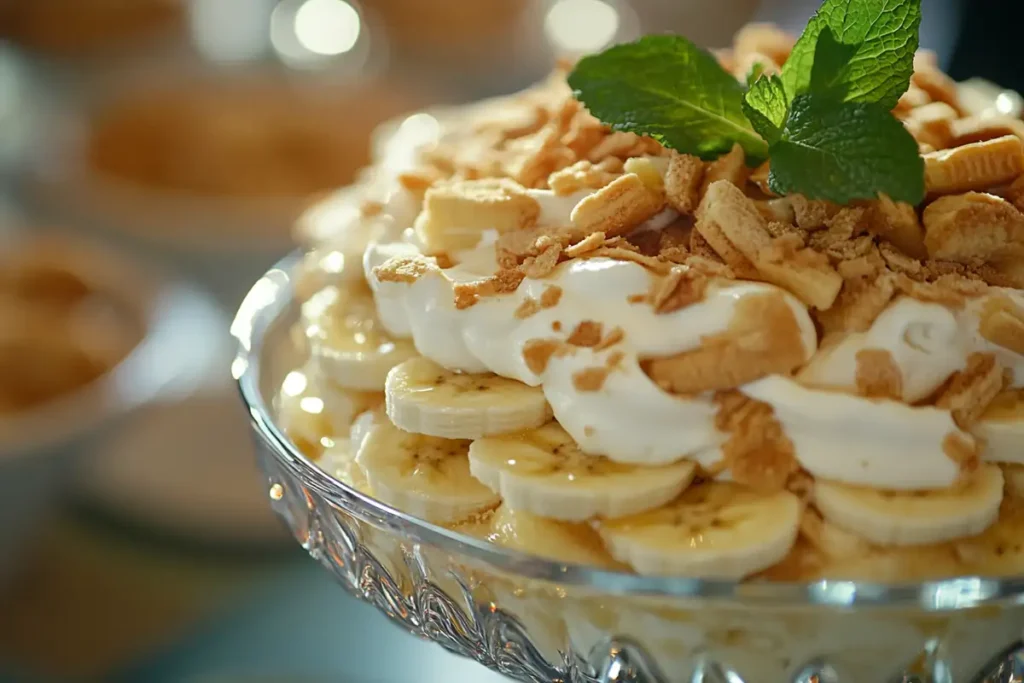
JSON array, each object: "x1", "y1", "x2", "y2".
[
  {"x1": 642, "y1": 291, "x2": 808, "y2": 395},
  {"x1": 978, "y1": 294, "x2": 1024, "y2": 355},
  {"x1": 570, "y1": 172, "x2": 666, "y2": 238},
  {"x1": 924, "y1": 135, "x2": 1024, "y2": 196},
  {"x1": 922, "y1": 192, "x2": 1024, "y2": 263},
  {"x1": 664, "y1": 151, "x2": 705, "y2": 214}
]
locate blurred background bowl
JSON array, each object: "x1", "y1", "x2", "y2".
[{"x1": 0, "y1": 229, "x2": 215, "y2": 583}]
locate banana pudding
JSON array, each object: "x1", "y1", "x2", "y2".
[{"x1": 275, "y1": 24, "x2": 1024, "y2": 582}]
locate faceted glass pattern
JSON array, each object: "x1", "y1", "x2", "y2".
[{"x1": 235, "y1": 254, "x2": 1024, "y2": 683}]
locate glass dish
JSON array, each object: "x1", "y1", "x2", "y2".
[{"x1": 233, "y1": 253, "x2": 1024, "y2": 683}]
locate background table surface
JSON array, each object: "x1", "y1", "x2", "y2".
[{"x1": 0, "y1": 507, "x2": 511, "y2": 683}]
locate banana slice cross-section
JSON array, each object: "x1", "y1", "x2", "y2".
[
  {"x1": 468, "y1": 423, "x2": 696, "y2": 522},
  {"x1": 386, "y1": 357, "x2": 552, "y2": 440},
  {"x1": 486, "y1": 503, "x2": 625, "y2": 569},
  {"x1": 302, "y1": 285, "x2": 417, "y2": 391},
  {"x1": 814, "y1": 465, "x2": 1004, "y2": 546},
  {"x1": 318, "y1": 439, "x2": 372, "y2": 494},
  {"x1": 596, "y1": 482, "x2": 802, "y2": 579},
  {"x1": 356, "y1": 421, "x2": 500, "y2": 524}
]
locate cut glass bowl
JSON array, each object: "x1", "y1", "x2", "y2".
[{"x1": 233, "y1": 253, "x2": 1024, "y2": 683}]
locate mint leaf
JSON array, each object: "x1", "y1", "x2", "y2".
[
  {"x1": 768, "y1": 93, "x2": 924, "y2": 204},
  {"x1": 809, "y1": 27, "x2": 859, "y2": 99},
  {"x1": 743, "y1": 74, "x2": 788, "y2": 145},
  {"x1": 746, "y1": 62, "x2": 765, "y2": 88},
  {"x1": 782, "y1": 0, "x2": 922, "y2": 109},
  {"x1": 568, "y1": 35, "x2": 768, "y2": 162}
]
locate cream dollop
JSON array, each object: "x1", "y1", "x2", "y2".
[
  {"x1": 366, "y1": 249, "x2": 816, "y2": 466},
  {"x1": 744, "y1": 375, "x2": 974, "y2": 490},
  {"x1": 798, "y1": 297, "x2": 966, "y2": 402}
]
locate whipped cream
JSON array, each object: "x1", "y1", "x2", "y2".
[
  {"x1": 365, "y1": 245, "x2": 816, "y2": 465},
  {"x1": 798, "y1": 297, "x2": 966, "y2": 402},
  {"x1": 961, "y1": 288, "x2": 1024, "y2": 389},
  {"x1": 744, "y1": 375, "x2": 973, "y2": 490}
]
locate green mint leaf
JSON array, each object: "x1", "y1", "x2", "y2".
[
  {"x1": 809, "y1": 27, "x2": 859, "y2": 99},
  {"x1": 782, "y1": 0, "x2": 922, "y2": 109},
  {"x1": 568, "y1": 35, "x2": 768, "y2": 162},
  {"x1": 746, "y1": 62, "x2": 765, "y2": 89},
  {"x1": 768, "y1": 93, "x2": 924, "y2": 204},
  {"x1": 742, "y1": 74, "x2": 788, "y2": 146}
]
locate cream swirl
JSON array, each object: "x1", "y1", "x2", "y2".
[
  {"x1": 744, "y1": 375, "x2": 975, "y2": 490},
  {"x1": 362, "y1": 246, "x2": 817, "y2": 465}
]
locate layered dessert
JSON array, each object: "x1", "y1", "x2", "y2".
[
  {"x1": 0, "y1": 239, "x2": 142, "y2": 415},
  {"x1": 276, "y1": 23, "x2": 1024, "y2": 582}
]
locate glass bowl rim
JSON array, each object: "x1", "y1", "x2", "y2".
[{"x1": 233, "y1": 250, "x2": 1024, "y2": 610}]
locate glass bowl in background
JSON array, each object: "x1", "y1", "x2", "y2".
[
  {"x1": 24, "y1": 59, "x2": 424, "y2": 309},
  {"x1": 233, "y1": 254, "x2": 1024, "y2": 683},
  {"x1": 0, "y1": 229, "x2": 219, "y2": 583}
]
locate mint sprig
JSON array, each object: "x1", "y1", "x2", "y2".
[
  {"x1": 768, "y1": 94, "x2": 925, "y2": 204},
  {"x1": 568, "y1": 0, "x2": 926, "y2": 206},
  {"x1": 782, "y1": 0, "x2": 922, "y2": 110},
  {"x1": 567, "y1": 35, "x2": 768, "y2": 162}
]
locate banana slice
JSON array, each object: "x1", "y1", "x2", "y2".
[
  {"x1": 350, "y1": 407, "x2": 385, "y2": 456},
  {"x1": 486, "y1": 503, "x2": 624, "y2": 569},
  {"x1": 385, "y1": 357, "x2": 552, "y2": 440},
  {"x1": 356, "y1": 421, "x2": 500, "y2": 524},
  {"x1": 815, "y1": 465, "x2": 1004, "y2": 546},
  {"x1": 276, "y1": 365, "x2": 381, "y2": 457},
  {"x1": 468, "y1": 423, "x2": 696, "y2": 522},
  {"x1": 596, "y1": 482, "x2": 802, "y2": 578},
  {"x1": 301, "y1": 285, "x2": 417, "y2": 391},
  {"x1": 318, "y1": 439, "x2": 372, "y2": 493}
]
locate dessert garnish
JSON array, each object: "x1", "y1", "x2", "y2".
[{"x1": 568, "y1": 0, "x2": 926, "y2": 204}]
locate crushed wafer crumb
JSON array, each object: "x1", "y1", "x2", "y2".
[
  {"x1": 714, "y1": 391, "x2": 798, "y2": 492},
  {"x1": 979, "y1": 294, "x2": 1024, "y2": 354},
  {"x1": 854, "y1": 349, "x2": 904, "y2": 400},
  {"x1": 594, "y1": 326, "x2": 624, "y2": 351},
  {"x1": 789, "y1": 195, "x2": 839, "y2": 230},
  {"x1": 567, "y1": 320, "x2": 603, "y2": 347},
  {"x1": 572, "y1": 366, "x2": 611, "y2": 392},
  {"x1": 923, "y1": 192, "x2": 1024, "y2": 263},
  {"x1": 665, "y1": 152, "x2": 705, "y2": 214},
  {"x1": 522, "y1": 338, "x2": 570, "y2": 375},
  {"x1": 936, "y1": 353, "x2": 1004, "y2": 428},
  {"x1": 700, "y1": 143, "x2": 748, "y2": 197},
  {"x1": 521, "y1": 242, "x2": 563, "y2": 278},
  {"x1": 643, "y1": 292, "x2": 807, "y2": 394},
  {"x1": 373, "y1": 255, "x2": 436, "y2": 283},
  {"x1": 515, "y1": 297, "x2": 541, "y2": 319},
  {"x1": 651, "y1": 266, "x2": 708, "y2": 314},
  {"x1": 548, "y1": 158, "x2": 622, "y2": 196},
  {"x1": 942, "y1": 432, "x2": 981, "y2": 475},
  {"x1": 564, "y1": 231, "x2": 607, "y2": 258},
  {"x1": 540, "y1": 285, "x2": 562, "y2": 308},
  {"x1": 570, "y1": 173, "x2": 666, "y2": 238}
]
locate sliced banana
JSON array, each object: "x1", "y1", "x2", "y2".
[
  {"x1": 815, "y1": 465, "x2": 1004, "y2": 546},
  {"x1": 350, "y1": 407, "x2": 385, "y2": 456},
  {"x1": 486, "y1": 503, "x2": 624, "y2": 569},
  {"x1": 385, "y1": 357, "x2": 551, "y2": 440},
  {"x1": 301, "y1": 285, "x2": 417, "y2": 391},
  {"x1": 596, "y1": 482, "x2": 801, "y2": 578},
  {"x1": 318, "y1": 439, "x2": 372, "y2": 493},
  {"x1": 276, "y1": 365, "x2": 381, "y2": 457},
  {"x1": 355, "y1": 421, "x2": 500, "y2": 524},
  {"x1": 468, "y1": 423, "x2": 696, "y2": 522},
  {"x1": 976, "y1": 390, "x2": 1024, "y2": 465}
]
